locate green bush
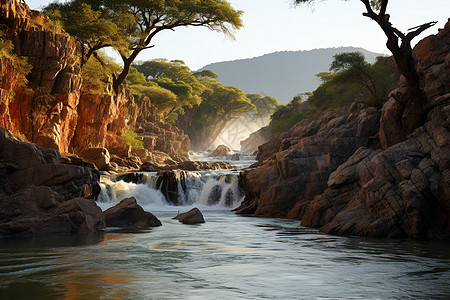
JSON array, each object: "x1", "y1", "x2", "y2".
[
  {"x1": 0, "y1": 26, "x2": 32, "y2": 90},
  {"x1": 120, "y1": 129, "x2": 143, "y2": 150}
]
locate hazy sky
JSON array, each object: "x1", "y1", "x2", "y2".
[{"x1": 30, "y1": 0, "x2": 449, "y2": 70}]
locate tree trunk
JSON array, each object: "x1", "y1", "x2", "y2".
[
  {"x1": 361, "y1": 0, "x2": 435, "y2": 142},
  {"x1": 113, "y1": 49, "x2": 142, "y2": 94}
]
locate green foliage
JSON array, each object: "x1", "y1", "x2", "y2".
[
  {"x1": 131, "y1": 84, "x2": 177, "y2": 117},
  {"x1": 81, "y1": 53, "x2": 121, "y2": 94},
  {"x1": 246, "y1": 93, "x2": 280, "y2": 116},
  {"x1": 44, "y1": 0, "x2": 243, "y2": 93},
  {"x1": 187, "y1": 77, "x2": 256, "y2": 147},
  {"x1": 0, "y1": 27, "x2": 13, "y2": 57},
  {"x1": 265, "y1": 95, "x2": 314, "y2": 134},
  {"x1": 44, "y1": 2, "x2": 131, "y2": 61},
  {"x1": 130, "y1": 60, "x2": 207, "y2": 121},
  {"x1": 0, "y1": 26, "x2": 32, "y2": 89},
  {"x1": 120, "y1": 129, "x2": 143, "y2": 150},
  {"x1": 316, "y1": 72, "x2": 335, "y2": 83},
  {"x1": 329, "y1": 51, "x2": 367, "y2": 73},
  {"x1": 193, "y1": 70, "x2": 218, "y2": 80},
  {"x1": 126, "y1": 68, "x2": 151, "y2": 87},
  {"x1": 309, "y1": 52, "x2": 398, "y2": 109}
]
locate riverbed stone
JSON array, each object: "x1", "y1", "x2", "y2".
[
  {"x1": 173, "y1": 208, "x2": 205, "y2": 224},
  {"x1": 104, "y1": 197, "x2": 162, "y2": 229},
  {"x1": 211, "y1": 145, "x2": 232, "y2": 157}
]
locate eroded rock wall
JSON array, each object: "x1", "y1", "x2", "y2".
[
  {"x1": 238, "y1": 20, "x2": 450, "y2": 240},
  {"x1": 237, "y1": 104, "x2": 379, "y2": 217},
  {"x1": 0, "y1": 127, "x2": 104, "y2": 238},
  {"x1": 0, "y1": 0, "x2": 190, "y2": 161}
]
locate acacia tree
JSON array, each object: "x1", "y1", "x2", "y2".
[
  {"x1": 294, "y1": 0, "x2": 437, "y2": 137},
  {"x1": 45, "y1": 0, "x2": 243, "y2": 94}
]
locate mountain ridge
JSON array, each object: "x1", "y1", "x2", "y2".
[{"x1": 201, "y1": 47, "x2": 385, "y2": 103}]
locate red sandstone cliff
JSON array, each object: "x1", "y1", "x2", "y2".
[{"x1": 0, "y1": 0, "x2": 190, "y2": 165}]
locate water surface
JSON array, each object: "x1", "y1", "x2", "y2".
[{"x1": 1, "y1": 210, "x2": 449, "y2": 299}]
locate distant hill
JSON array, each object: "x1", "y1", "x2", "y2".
[{"x1": 201, "y1": 47, "x2": 385, "y2": 103}]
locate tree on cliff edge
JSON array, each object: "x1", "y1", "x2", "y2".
[
  {"x1": 45, "y1": 0, "x2": 243, "y2": 94},
  {"x1": 294, "y1": 0, "x2": 437, "y2": 141}
]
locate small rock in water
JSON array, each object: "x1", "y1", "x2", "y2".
[
  {"x1": 173, "y1": 208, "x2": 205, "y2": 224},
  {"x1": 104, "y1": 197, "x2": 162, "y2": 229},
  {"x1": 211, "y1": 145, "x2": 232, "y2": 157}
]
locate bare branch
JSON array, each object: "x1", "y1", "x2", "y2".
[
  {"x1": 361, "y1": 0, "x2": 377, "y2": 20},
  {"x1": 129, "y1": 45, "x2": 154, "y2": 51},
  {"x1": 406, "y1": 21, "x2": 438, "y2": 41},
  {"x1": 379, "y1": 0, "x2": 388, "y2": 17}
]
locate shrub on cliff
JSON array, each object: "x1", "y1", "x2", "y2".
[
  {"x1": 81, "y1": 52, "x2": 121, "y2": 95},
  {"x1": 309, "y1": 53, "x2": 398, "y2": 110},
  {"x1": 0, "y1": 26, "x2": 32, "y2": 89},
  {"x1": 120, "y1": 129, "x2": 143, "y2": 150},
  {"x1": 264, "y1": 53, "x2": 398, "y2": 135}
]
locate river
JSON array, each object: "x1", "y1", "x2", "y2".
[{"x1": 1, "y1": 153, "x2": 449, "y2": 299}]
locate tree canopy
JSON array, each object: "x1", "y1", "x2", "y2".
[{"x1": 45, "y1": 0, "x2": 243, "y2": 94}]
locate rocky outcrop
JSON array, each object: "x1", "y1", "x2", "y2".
[
  {"x1": 156, "y1": 170, "x2": 188, "y2": 206},
  {"x1": 240, "y1": 129, "x2": 268, "y2": 154},
  {"x1": 9, "y1": 24, "x2": 82, "y2": 153},
  {"x1": 211, "y1": 144, "x2": 232, "y2": 157},
  {"x1": 136, "y1": 115, "x2": 190, "y2": 161},
  {"x1": 0, "y1": 127, "x2": 104, "y2": 238},
  {"x1": 78, "y1": 147, "x2": 110, "y2": 171},
  {"x1": 237, "y1": 20, "x2": 450, "y2": 240},
  {"x1": 140, "y1": 160, "x2": 233, "y2": 172},
  {"x1": 236, "y1": 104, "x2": 378, "y2": 217},
  {"x1": 1, "y1": 0, "x2": 190, "y2": 167},
  {"x1": 295, "y1": 22, "x2": 450, "y2": 239},
  {"x1": 379, "y1": 19, "x2": 450, "y2": 149},
  {"x1": 298, "y1": 102, "x2": 449, "y2": 240},
  {"x1": 0, "y1": 56, "x2": 16, "y2": 131},
  {"x1": 104, "y1": 197, "x2": 161, "y2": 229},
  {"x1": 174, "y1": 208, "x2": 205, "y2": 224}
]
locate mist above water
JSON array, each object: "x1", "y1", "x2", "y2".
[{"x1": 212, "y1": 114, "x2": 270, "y2": 151}]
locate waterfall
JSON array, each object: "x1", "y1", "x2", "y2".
[{"x1": 96, "y1": 170, "x2": 243, "y2": 211}]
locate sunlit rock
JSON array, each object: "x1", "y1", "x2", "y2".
[
  {"x1": 173, "y1": 208, "x2": 205, "y2": 224},
  {"x1": 104, "y1": 197, "x2": 161, "y2": 229}
]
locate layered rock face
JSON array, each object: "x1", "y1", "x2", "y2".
[
  {"x1": 240, "y1": 129, "x2": 267, "y2": 154},
  {"x1": 237, "y1": 20, "x2": 450, "y2": 240},
  {"x1": 0, "y1": 127, "x2": 104, "y2": 238},
  {"x1": 0, "y1": 0, "x2": 190, "y2": 164},
  {"x1": 296, "y1": 21, "x2": 450, "y2": 240},
  {"x1": 0, "y1": 56, "x2": 16, "y2": 130},
  {"x1": 135, "y1": 115, "x2": 190, "y2": 161},
  {"x1": 1, "y1": 0, "x2": 82, "y2": 153},
  {"x1": 237, "y1": 104, "x2": 378, "y2": 217}
]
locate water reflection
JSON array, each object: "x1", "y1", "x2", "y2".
[{"x1": 0, "y1": 211, "x2": 449, "y2": 299}]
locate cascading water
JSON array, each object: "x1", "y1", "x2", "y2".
[
  {"x1": 96, "y1": 169, "x2": 244, "y2": 212},
  {"x1": 96, "y1": 151, "x2": 255, "y2": 211}
]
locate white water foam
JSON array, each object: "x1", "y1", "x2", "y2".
[{"x1": 96, "y1": 170, "x2": 244, "y2": 212}]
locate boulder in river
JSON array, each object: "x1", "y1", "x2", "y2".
[
  {"x1": 156, "y1": 170, "x2": 187, "y2": 205},
  {"x1": 104, "y1": 197, "x2": 162, "y2": 229},
  {"x1": 211, "y1": 145, "x2": 232, "y2": 157},
  {"x1": 173, "y1": 208, "x2": 205, "y2": 224}
]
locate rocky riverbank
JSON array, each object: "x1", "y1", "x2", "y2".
[{"x1": 237, "y1": 20, "x2": 450, "y2": 240}]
